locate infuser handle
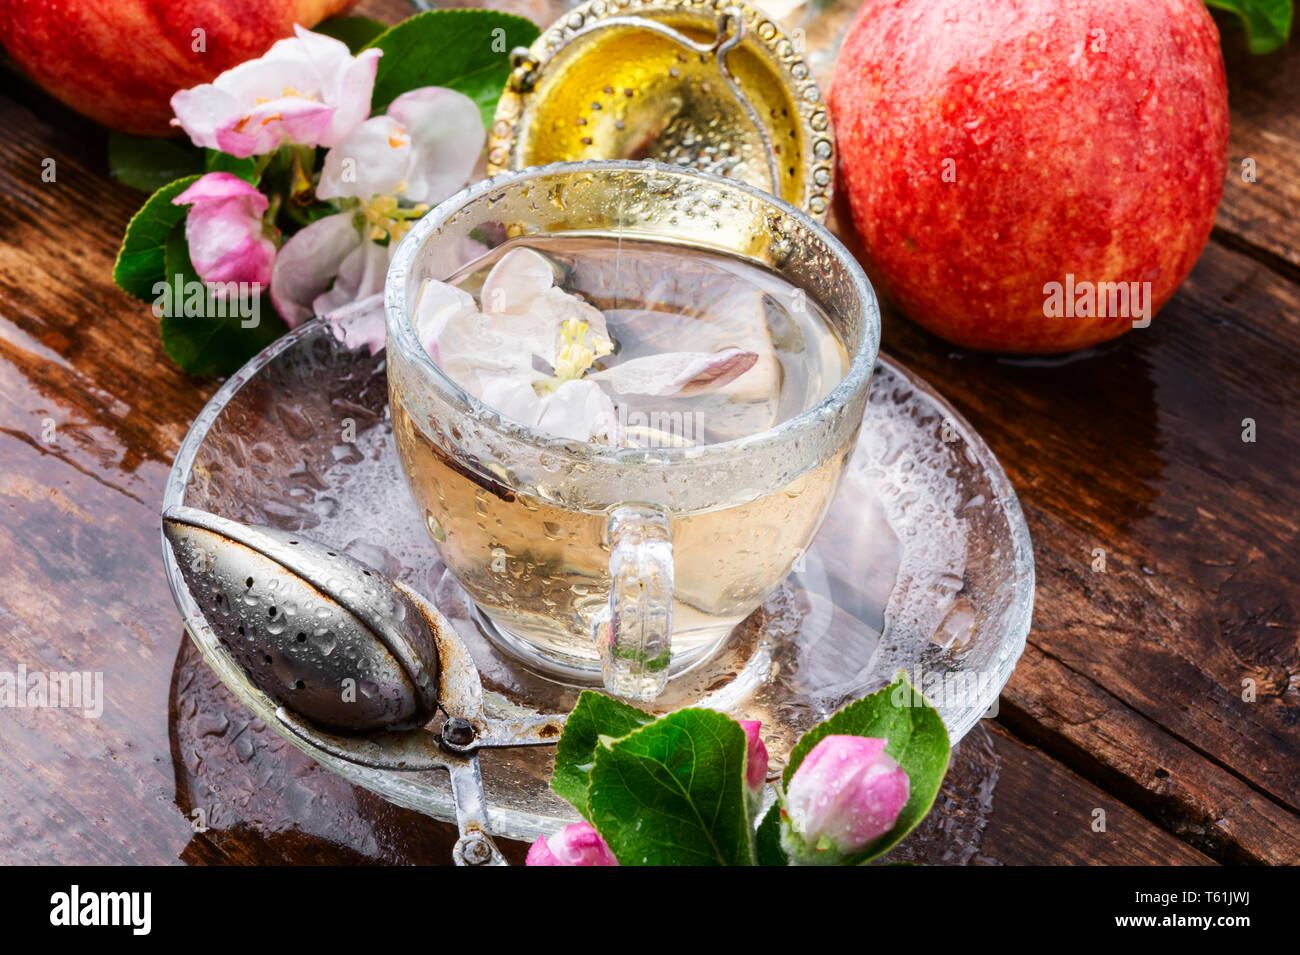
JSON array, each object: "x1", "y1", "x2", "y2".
[
  {"x1": 594, "y1": 504, "x2": 673, "y2": 700},
  {"x1": 446, "y1": 755, "x2": 507, "y2": 866}
]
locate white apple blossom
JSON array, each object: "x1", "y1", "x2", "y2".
[
  {"x1": 417, "y1": 248, "x2": 759, "y2": 443},
  {"x1": 269, "y1": 211, "x2": 366, "y2": 329},
  {"x1": 317, "y1": 88, "x2": 485, "y2": 204},
  {"x1": 171, "y1": 25, "x2": 380, "y2": 158},
  {"x1": 271, "y1": 209, "x2": 486, "y2": 354},
  {"x1": 264, "y1": 76, "x2": 485, "y2": 354}
]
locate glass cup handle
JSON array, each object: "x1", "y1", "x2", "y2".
[{"x1": 593, "y1": 504, "x2": 673, "y2": 700}]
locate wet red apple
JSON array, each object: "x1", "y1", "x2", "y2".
[
  {"x1": 829, "y1": 0, "x2": 1229, "y2": 352},
  {"x1": 0, "y1": 0, "x2": 357, "y2": 136}
]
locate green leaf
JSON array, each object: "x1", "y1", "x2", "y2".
[
  {"x1": 313, "y1": 14, "x2": 389, "y2": 53},
  {"x1": 364, "y1": 10, "x2": 540, "y2": 125},
  {"x1": 108, "y1": 133, "x2": 204, "y2": 192},
  {"x1": 783, "y1": 671, "x2": 950, "y2": 865},
  {"x1": 755, "y1": 802, "x2": 788, "y2": 866},
  {"x1": 112, "y1": 175, "x2": 200, "y2": 301},
  {"x1": 204, "y1": 149, "x2": 260, "y2": 184},
  {"x1": 587, "y1": 708, "x2": 755, "y2": 866},
  {"x1": 156, "y1": 224, "x2": 286, "y2": 376},
  {"x1": 550, "y1": 690, "x2": 653, "y2": 818},
  {"x1": 1207, "y1": 0, "x2": 1293, "y2": 54}
]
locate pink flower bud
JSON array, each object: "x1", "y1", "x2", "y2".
[
  {"x1": 781, "y1": 735, "x2": 910, "y2": 862},
  {"x1": 172, "y1": 172, "x2": 275, "y2": 291},
  {"x1": 739, "y1": 720, "x2": 769, "y2": 791},
  {"x1": 525, "y1": 822, "x2": 619, "y2": 866}
]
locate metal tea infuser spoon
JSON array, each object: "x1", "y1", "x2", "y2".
[{"x1": 163, "y1": 504, "x2": 568, "y2": 866}]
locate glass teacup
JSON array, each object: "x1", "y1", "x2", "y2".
[{"x1": 385, "y1": 161, "x2": 879, "y2": 699}]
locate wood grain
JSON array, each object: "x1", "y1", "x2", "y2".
[
  {"x1": 976, "y1": 725, "x2": 1213, "y2": 866},
  {"x1": 1214, "y1": 17, "x2": 1300, "y2": 276},
  {"x1": 1000, "y1": 646, "x2": 1300, "y2": 865}
]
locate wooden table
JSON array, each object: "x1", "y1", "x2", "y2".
[{"x1": 0, "y1": 1, "x2": 1295, "y2": 865}]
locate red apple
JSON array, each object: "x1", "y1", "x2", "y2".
[
  {"x1": 829, "y1": 0, "x2": 1229, "y2": 352},
  {"x1": 0, "y1": 0, "x2": 358, "y2": 136}
]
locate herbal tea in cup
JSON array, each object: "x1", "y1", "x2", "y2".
[{"x1": 386, "y1": 163, "x2": 879, "y2": 699}]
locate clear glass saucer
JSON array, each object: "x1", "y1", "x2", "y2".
[{"x1": 162, "y1": 317, "x2": 1034, "y2": 842}]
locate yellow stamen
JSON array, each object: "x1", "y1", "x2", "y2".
[
  {"x1": 552, "y1": 319, "x2": 611, "y2": 381},
  {"x1": 358, "y1": 194, "x2": 430, "y2": 243}
]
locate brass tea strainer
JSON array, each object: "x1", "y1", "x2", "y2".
[{"x1": 488, "y1": 0, "x2": 834, "y2": 219}]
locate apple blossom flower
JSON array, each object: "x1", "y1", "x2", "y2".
[
  {"x1": 172, "y1": 172, "x2": 276, "y2": 292},
  {"x1": 270, "y1": 210, "x2": 371, "y2": 330},
  {"x1": 170, "y1": 25, "x2": 380, "y2": 158},
  {"x1": 417, "y1": 247, "x2": 759, "y2": 443},
  {"x1": 779, "y1": 735, "x2": 910, "y2": 865},
  {"x1": 266, "y1": 81, "x2": 486, "y2": 354},
  {"x1": 317, "y1": 87, "x2": 485, "y2": 205},
  {"x1": 318, "y1": 292, "x2": 388, "y2": 356},
  {"x1": 270, "y1": 206, "x2": 485, "y2": 354},
  {"x1": 526, "y1": 822, "x2": 619, "y2": 866},
  {"x1": 587, "y1": 348, "x2": 758, "y2": 398}
]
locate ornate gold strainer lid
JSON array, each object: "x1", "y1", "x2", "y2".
[{"x1": 486, "y1": 0, "x2": 834, "y2": 220}]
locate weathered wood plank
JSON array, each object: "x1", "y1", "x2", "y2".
[
  {"x1": 976, "y1": 725, "x2": 1214, "y2": 866},
  {"x1": 1000, "y1": 646, "x2": 1300, "y2": 865},
  {"x1": 1214, "y1": 20, "x2": 1300, "y2": 274}
]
